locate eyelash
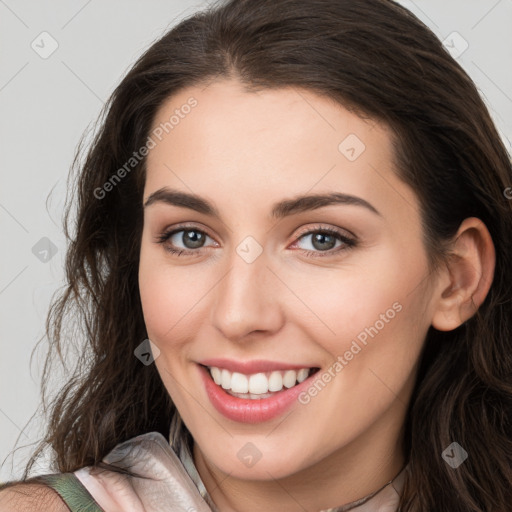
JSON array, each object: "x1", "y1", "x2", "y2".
[{"x1": 155, "y1": 223, "x2": 357, "y2": 258}]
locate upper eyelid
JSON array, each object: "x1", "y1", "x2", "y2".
[
  {"x1": 294, "y1": 224, "x2": 355, "y2": 239},
  {"x1": 160, "y1": 223, "x2": 216, "y2": 242}
]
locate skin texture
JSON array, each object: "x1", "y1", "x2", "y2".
[
  {"x1": 0, "y1": 484, "x2": 69, "y2": 511},
  {"x1": 138, "y1": 79, "x2": 495, "y2": 512}
]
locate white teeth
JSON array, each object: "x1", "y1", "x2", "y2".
[
  {"x1": 207, "y1": 366, "x2": 314, "y2": 396},
  {"x1": 268, "y1": 371, "x2": 283, "y2": 392},
  {"x1": 297, "y1": 368, "x2": 309, "y2": 383},
  {"x1": 210, "y1": 367, "x2": 222, "y2": 385},
  {"x1": 248, "y1": 373, "x2": 268, "y2": 394},
  {"x1": 221, "y1": 369, "x2": 231, "y2": 389},
  {"x1": 231, "y1": 372, "x2": 249, "y2": 393},
  {"x1": 282, "y1": 370, "x2": 297, "y2": 388}
]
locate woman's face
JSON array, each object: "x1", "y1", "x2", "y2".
[{"x1": 138, "y1": 79, "x2": 439, "y2": 481}]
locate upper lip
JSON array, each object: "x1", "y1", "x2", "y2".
[{"x1": 198, "y1": 358, "x2": 317, "y2": 374}]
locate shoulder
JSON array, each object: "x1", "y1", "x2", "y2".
[{"x1": 0, "y1": 481, "x2": 70, "y2": 511}]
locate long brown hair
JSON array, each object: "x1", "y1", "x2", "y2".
[{"x1": 5, "y1": 0, "x2": 512, "y2": 509}]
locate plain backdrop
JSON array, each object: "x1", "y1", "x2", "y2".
[{"x1": 1, "y1": 0, "x2": 511, "y2": 482}]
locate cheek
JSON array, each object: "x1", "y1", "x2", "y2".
[
  {"x1": 293, "y1": 246, "x2": 429, "y2": 373},
  {"x1": 138, "y1": 252, "x2": 206, "y2": 401},
  {"x1": 138, "y1": 245, "x2": 203, "y2": 345},
  {"x1": 290, "y1": 263, "x2": 405, "y2": 342},
  {"x1": 295, "y1": 280, "x2": 426, "y2": 440}
]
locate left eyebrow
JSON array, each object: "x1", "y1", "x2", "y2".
[
  {"x1": 143, "y1": 187, "x2": 381, "y2": 218},
  {"x1": 270, "y1": 192, "x2": 381, "y2": 218}
]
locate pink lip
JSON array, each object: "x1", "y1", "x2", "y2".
[
  {"x1": 198, "y1": 364, "x2": 319, "y2": 423},
  {"x1": 198, "y1": 358, "x2": 315, "y2": 374}
]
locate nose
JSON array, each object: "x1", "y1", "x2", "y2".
[{"x1": 210, "y1": 245, "x2": 284, "y2": 342}]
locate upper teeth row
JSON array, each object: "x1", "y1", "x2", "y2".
[{"x1": 208, "y1": 367, "x2": 311, "y2": 394}]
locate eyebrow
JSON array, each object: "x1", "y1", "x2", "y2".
[{"x1": 143, "y1": 187, "x2": 381, "y2": 218}]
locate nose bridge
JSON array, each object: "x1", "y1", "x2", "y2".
[{"x1": 210, "y1": 236, "x2": 283, "y2": 339}]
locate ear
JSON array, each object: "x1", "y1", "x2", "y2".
[{"x1": 431, "y1": 217, "x2": 496, "y2": 331}]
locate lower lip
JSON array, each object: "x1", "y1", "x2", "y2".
[{"x1": 198, "y1": 364, "x2": 317, "y2": 423}]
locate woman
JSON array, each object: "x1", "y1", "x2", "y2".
[{"x1": 1, "y1": 0, "x2": 511, "y2": 510}]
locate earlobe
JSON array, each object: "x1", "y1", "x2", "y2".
[{"x1": 431, "y1": 217, "x2": 496, "y2": 332}]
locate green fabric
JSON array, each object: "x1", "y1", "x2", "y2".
[{"x1": 37, "y1": 473, "x2": 104, "y2": 512}]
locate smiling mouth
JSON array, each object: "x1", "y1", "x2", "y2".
[{"x1": 201, "y1": 364, "x2": 320, "y2": 399}]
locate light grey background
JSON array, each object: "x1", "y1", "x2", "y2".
[{"x1": 1, "y1": 0, "x2": 511, "y2": 482}]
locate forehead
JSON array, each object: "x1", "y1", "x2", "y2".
[{"x1": 144, "y1": 79, "x2": 419, "y2": 224}]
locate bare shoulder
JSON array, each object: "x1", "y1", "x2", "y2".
[{"x1": 0, "y1": 482, "x2": 70, "y2": 511}]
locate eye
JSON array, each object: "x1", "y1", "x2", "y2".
[
  {"x1": 155, "y1": 223, "x2": 357, "y2": 258},
  {"x1": 291, "y1": 225, "x2": 357, "y2": 258},
  {"x1": 155, "y1": 224, "x2": 216, "y2": 256}
]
